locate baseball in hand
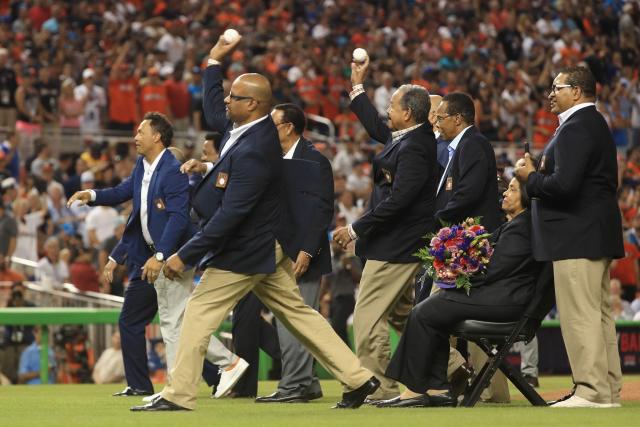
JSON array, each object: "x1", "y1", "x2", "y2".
[
  {"x1": 352, "y1": 48, "x2": 368, "y2": 63},
  {"x1": 223, "y1": 28, "x2": 240, "y2": 44}
]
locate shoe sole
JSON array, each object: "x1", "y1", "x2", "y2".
[{"x1": 214, "y1": 359, "x2": 250, "y2": 399}]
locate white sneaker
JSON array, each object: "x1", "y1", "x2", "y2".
[
  {"x1": 609, "y1": 402, "x2": 622, "y2": 408},
  {"x1": 551, "y1": 395, "x2": 611, "y2": 408},
  {"x1": 213, "y1": 358, "x2": 249, "y2": 399},
  {"x1": 142, "y1": 392, "x2": 162, "y2": 402}
]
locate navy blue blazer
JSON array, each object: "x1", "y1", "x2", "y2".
[
  {"x1": 526, "y1": 106, "x2": 624, "y2": 261},
  {"x1": 435, "y1": 126, "x2": 503, "y2": 233},
  {"x1": 349, "y1": 93, "x2": 439, "y2": 263},
  {"x1": 97, "y1": 150, "x2": 190, "y2": 276},
  {"x1": 279, "y1": 138, "x2": 334, "y2": 281},
  {"x1": 177, "y1": 65, "x2": 283, "y2": 274}
]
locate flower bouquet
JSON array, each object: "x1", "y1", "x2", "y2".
[{"x1": 414, "y1": 217, "x2": 494, "y2": 295}]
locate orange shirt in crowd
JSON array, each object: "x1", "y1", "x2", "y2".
[
  {"x1": 532, "y1": 108, "x2": 558, "y2": 149},
  {"x1": 296, "y1": 76, "x2": 323, "y2": 116},
  {"x1": 164, "y1": 79, "x2": 190, "y2": 119},
  {"x1": 140, "y1": 84, "x2": 170, "y2": 117},
  {"x1": 108, "y1": 77, "x2": 139, "y2": 125}
]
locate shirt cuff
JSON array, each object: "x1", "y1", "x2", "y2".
[
  {"x1": 108, "y1": 256, "x2": 117, "y2": 264},
  {"x1": 89, "y1": 190, "x2": 96, "y2": 202},
  {"x1": 347, "y1": 224, "x2": 358, "y2": 240},
  {"x1": 301, "y1": 251, "x2": 313, "y2": 258},
  {"x1": 204, "y1": 162, "x2": 214, "y2": 175},
  {"x1": 349, "y1": 84, "x2": 365, "y2": 101},
  {"x1": 207, "y1": 58, "x2": 221, "y2": 66}
]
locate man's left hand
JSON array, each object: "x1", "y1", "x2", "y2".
[
  {"x1": 332, "y1": 227, "x2": 352, "y2": 250},
  {"x1": 141, "y1": 256, "x2": 163, "y2": 283},
  {"x1": 514, "y1": 153, "x2": 536, "y2": 181},
  {"x1": 293, "y1": 251, "x2": 311, "y2": 278},
  {"x1": 163, "y1": 254, "x2": 185, "y2": 281}
]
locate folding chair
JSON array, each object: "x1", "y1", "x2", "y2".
[{"x1": 449, "y1": 262, "x2": 555, "y2": 407}]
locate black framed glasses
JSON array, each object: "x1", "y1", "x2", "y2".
[
  {"x1": 435, "y1": 114, "x2": 455, "y2": 123},
  {"x1": 550, "y1": 84, "x2": 573, "y2": 93},
  {"x1": 229, "y1": 93, "x2": 255, "y2": 102}
]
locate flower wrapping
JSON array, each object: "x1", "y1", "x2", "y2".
[{"x1": 414, "y1": 217, "x2": 494, "y2": 295}]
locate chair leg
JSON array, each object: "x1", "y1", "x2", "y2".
[
  {"x1": 498, "y1": 360, "x2": 547, "y2": 406},
  {"x1": 460, "y1": 340, "x2": 499, "y2": 407}
]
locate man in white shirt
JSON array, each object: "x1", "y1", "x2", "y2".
[
  {"x1": 74, "y1": 69, "x2": 106, "y2": 136},
  {"x1": 36, "y1": 237, "x2": 68, "y2": 288}
]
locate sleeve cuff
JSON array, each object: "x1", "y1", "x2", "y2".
[
  {"x1": 207, "y1": 58, "x2": 221, "y2": 66},
  {"x1": 301, "y1": 251, "x2": 313, "y2": 258},
  {"x1": 204, "y1": 162, "x2": 214, "y2": 175},
  {"x1": 347, "y1": 224, "x2": 358, "y2": 240},
  {"x1": 349, "y1": 84, "x2": 365, "y2": 101},
  {"x1": 89, "y1": 190, "x2": 96, "y2": 201},
  {"x1": 108, "y1": 256, "x2": 117, "y2": 264}
]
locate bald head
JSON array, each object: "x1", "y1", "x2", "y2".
[
  {"x1": 428, "y1": 94, "x2": 442, "y2": 126},
  {"x1": 226, "y1": 73, "x2": 273, "y2": 124}
]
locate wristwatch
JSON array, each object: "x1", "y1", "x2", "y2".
[{"x1": 155, "y1": 252, "x2": 164, "y2": 262}]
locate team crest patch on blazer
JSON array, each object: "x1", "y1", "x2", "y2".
[
  {"x1": 382, "y1": 168, "x2": 393, "y2": 183},
  {"x1": 154, "y1": 198, "x2": 166, "y2": 210},
  {"x1": 215, "y1": 172, "x2": 229, "y2": 189}
]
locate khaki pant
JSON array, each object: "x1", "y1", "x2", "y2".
[
  {"x1": 469, "y1": 342, "x2": 510, "y2": 403},
  {"x1": 154, "y1": 269, "x2": 235, "y2": 376},
  {"x1": 353, "y1": 260, "x2": 420, "y2": 399},
  {"x1": 553, "y1": 259, "x2": 622, "y2": 404},
  {"x1": 161, "y1": 242, "x2": 372, "y2": 409}
]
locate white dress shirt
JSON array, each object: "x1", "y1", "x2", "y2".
[
  {"x1": 557, "y1": 102, "x2": 595, "y2": 126},
  {"x1": 437, "y1": 125, "x2": 472, "y2": 195},
  {"x1": 283, "y1": 138, "x2": 300, "y2": 159},
  {"x1": 204, "y1": 115, "x2": 270, "y2": 176}
]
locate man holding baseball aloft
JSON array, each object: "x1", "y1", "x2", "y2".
[{"x1": 332, "y1": 50, "x2": 439, "y2": 402}]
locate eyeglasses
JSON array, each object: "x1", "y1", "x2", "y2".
[
  {"x1": 435, "y1": 114, "x2": 455, "y2": 123},
  {"x1": 550, "y1": 84, "x2": 573, "y2": 93},
  {"x1": 228, "y1": 93, "x2": 255, "y2": 102}
]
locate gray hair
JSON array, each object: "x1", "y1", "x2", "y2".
[{"x1": 398, "y1": 84, "x2": 431, "y2": 124}]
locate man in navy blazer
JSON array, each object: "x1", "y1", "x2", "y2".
[
  {"x1": 332, "y1": 56, "x2": 438, "y2": 401},
  {"x1": 515, "y1": 66, "x2": 624, "y2": 408},
  {"x1": 132, "y1": 36, "x2": 376, "y2": 412},
  {"x1": 253, "y1": 103, "x2": 334, "y2": 403},
  {"x1": 68, "y1": 112, "x2": 189, "y2": 396}
]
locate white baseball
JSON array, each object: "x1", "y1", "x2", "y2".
[
  {"x1": 352, "y1": 48, "x2": 368, "y2": 63},
  {"x1": 223, "y1": 28, "x2": 240, "y2": 44}
]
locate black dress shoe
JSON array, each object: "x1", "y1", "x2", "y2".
[
  {"x1": 450, "y1": 363, "x2": 474, "y2": 399},
  {"x1": 377, "y1": 395, "x2": 431, "y2": 408},
  {"x1": 304, "y1": 388, "x2": 323, "y2": 401},
  {"x1": 113, "y1": 387, "x2": 154, "y2": 397},
  {"x1": 256, "y1": 387, "x2": 309, "y2": 403},
  {"x1": 130, "y1": 397, "x2": 190, "y2": 412},
  {"x1": 428, "y1": 391, "x2": 457, "y2": 407},
  {"x1": 333, "y1": 377, "x2": 381, "y2": 409}
]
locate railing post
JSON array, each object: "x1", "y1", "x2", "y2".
[{"x1": 40, "y1": 324, "x2": 49, "y2": 384}]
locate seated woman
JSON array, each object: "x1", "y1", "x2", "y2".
[{"x1": 381, "y1": 177, "x2": 546, "y2": 408}]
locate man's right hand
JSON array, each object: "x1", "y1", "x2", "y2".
[
  {"x1": 209, "y1": 34, "x2": 243, "y2": 63},
  {"x1": 67, "y1": 190, "x2": 92, "y2": 208},
  {"x1": 103, "y1": 259, "x2": 117, "y2": 284},
  {"x1": 350, "y1": 55, "x2": 370, "y2": 87},
  {"x1": 180, "y1": 159, "x2": 208, "y2": 175}
]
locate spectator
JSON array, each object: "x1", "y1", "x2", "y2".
[
  {"x1": 92, "y1": 331, "x2": 125, "y2": 384},
  {"x1": 0, "y1": 48, "x2": 17, "y2": 131},
  {"x1": 85, "y1": 203, "x2": 119, "y2": 252},
  {"x1": 58, "y1": 78, "x2": 86, "y2": 133},
  {"x1": 374, "y1": 72, "x2": 396, "y2": 116},
  {"x1": 69, "y1": 244, "x2": 100, "y2": 293},
  {"x1": 108, "y1": 44, "x2": 139, "y2": 132},
  {"x1": 18, "y1": 326, "x2": 56, "y2": 385},
  {"x1": 139, "y1": 67, "x2": 170, "y2": 117},
  {"x1": 12, "y1": 198, "x2": 46, "y2": 262},
  {"x1": 75, "y1": 69, "x2": 107, "y2": 137},
  {"x1": 36, "y1": 236, "x2": 69, "y2": 288},
  {"x1": 164, "y1": 68, "x2": 191, "y2": 131},
  {"x1": 98, "y1": 216, "x2": 126, "y2": 296},
  {"x1": 0, "y1": 201, "x2": 17, "y2": 261},
  {"x1": 1, "y1": 282, "x2": 34, "y2": 383}
]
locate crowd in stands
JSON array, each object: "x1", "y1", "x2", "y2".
[{"x1": 0, "y1": 0, "x2": 640, "y2": 384}]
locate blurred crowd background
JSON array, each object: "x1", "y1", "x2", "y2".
[{"x1": 0, "y1": 0, "x2": 640, "y2": 384}]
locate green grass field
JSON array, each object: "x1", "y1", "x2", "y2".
[{"x1": 1, "y1": 376, "x2": 638, "y2": 427}]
